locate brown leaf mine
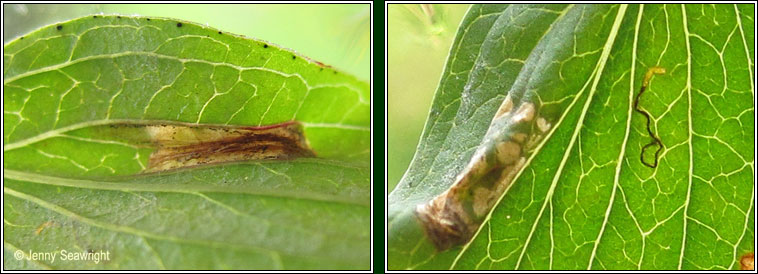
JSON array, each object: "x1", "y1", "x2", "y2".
[
  {"x1": 415, "y1": 89, "x2": 555, "y2": 251},
  {"x1": 741, "y1": 252, "x2": 754, "y2": 270},
  {"x1": 144, "y1": 121, "x2": 315, "y2": 172}
]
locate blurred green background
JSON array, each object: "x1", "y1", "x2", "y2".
[
  {"x1": 388, "y1": 4, "x2": 470, "y2": 191},
  {"x1": 2, "y1": 4, "x2": 370, "y2": 81}
]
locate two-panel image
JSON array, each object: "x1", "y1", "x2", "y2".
[{"x1": 1, "y1": 1, "x2": 755, "y2": 272}]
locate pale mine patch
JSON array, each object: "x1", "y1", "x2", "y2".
[
  {"x1": 537, "y1": 117, "x2": 551, "y2": 133},
  {"x1": 512, "y1": 102, "x2": 535, "y2": 123},
  {"x1": 461, "y1": 151, "x2": 489, "y2": 179},
  {"x1": 525, "y1": 134, "x2": 543, "y2": 151},
  {"x1": 496, "y1": 141, "x2": 521, "y2": 165},
  {"x1": 512, "y1": 133, "x2": 528, "y2": 143},
  {"x1": 498, "y1": 156, "x2": 526, "y2": 193},
  {"x1": 473, "y1": 187, "x2": 492, "y2": 216},
  {"x1": 494, "y1": 95, "x2": 513, "y2": 119}
]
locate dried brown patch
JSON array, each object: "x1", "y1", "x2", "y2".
[
  {"x1": 144, "y1": 121, "x2": 315, "y2": 172},
  {"x1": 741, "y1": 252, "x2": 754, "y2": 270},
  {"x1": 415, "y1": 195, "x2": 476, "y2": 251}
]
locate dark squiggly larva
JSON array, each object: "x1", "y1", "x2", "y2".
[{"x1": 415, "y1": 93, "x2": 551, "y2": 251}]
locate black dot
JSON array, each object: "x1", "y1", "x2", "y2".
[
  {"x1": 292, "y1": 55, "x2": 296, "y2": 60},
  {"x1": 146, "y1": 18, "x2": 151, "y2": 21},
  {"x1": 177, "y1": 22, "x2": 182, "y2": 27},
  {"x1": 93, "y1": 16, "x2": 97, "y2": 18},
  {"x1": 56, "y1": 25, "x2": 63, "y2": 30},
  {"x1": 117, "y1": 16, "x2": 121, "y2": 19},
  {"x1": 20, "y1": 36, "x2": 24, "y2": 40},
  {"x1": 263, "y1": 44, "x2": 268, "y2": 48},
  {"x1": 218, "y1": 31, "x2": 222, "y2": 34}
]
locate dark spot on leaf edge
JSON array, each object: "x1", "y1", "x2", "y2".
[
  {"x1": 263, "y1": 44, "x2": 268, "y2": 48},
  {"x1": 292, "y1": 55, "x2": 296, "y2": 60},
  {"x1": 56, "y1": 25, "x2": 62, "y2": 30},
  {"x1": 177, "y1": 22, "x2": 182, "y2": 27}
]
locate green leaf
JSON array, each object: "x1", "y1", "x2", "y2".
[
  {"x1": 4, "y1": 15, "x2": 369, "y2": 270},
  {"x1": 389, "y1": 4, "x2": 754, "y2": 270}
]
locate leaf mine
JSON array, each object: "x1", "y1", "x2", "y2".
[
  {"x1": 536, "y1": 117, "x2": 551, "y2": 133},
  {"x1": 512, "y1": 102, "x2": 535, "y2": 123},
  {"x1": 415, "y1": 92, "x2": 548, "y2": 251},
  {"x1": 143, "y1": 121, "x2": 315, "y2": 172},
  {"x1": 495, "y1": 94, "x2": 514, "y2": 119},
  {"x1": 634, "y1": 66, "x2": 666, "y2": 168}
]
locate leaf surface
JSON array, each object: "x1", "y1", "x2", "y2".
[
  {"x1": 388, "y1": 4, "x2": 754, "y2": 270},
  {"x1": 4, "y1": 15, "x2": 370, "y2": 270}
]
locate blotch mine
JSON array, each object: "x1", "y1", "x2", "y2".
[
  {"x1": 512, "y1": 133, "x2": 528, "y2": 143},
  {"x1": 512, "y1": 102, "x2": 535, "y2": 123},
  {"x1": 537, "y1": 117, "x2": 551, "y2": 133},
  {"x1": 473, "y1": 187, "x2": 493, "y2": 216},
  {"x1": 137, "y1": 121, "x2": 315, "y2": 172},
  {"x1": 495, "y1": 95, "x2": 513, "y2": 119},
  {"x1": 496, "y1": 141, "x2": 520, "y2": 165}
]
